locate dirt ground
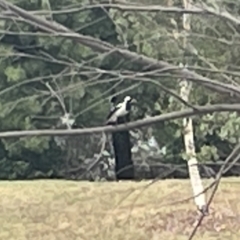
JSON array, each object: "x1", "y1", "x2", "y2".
[{"x1": 0, "y1": 178, "x2": 239, "y2": 240}]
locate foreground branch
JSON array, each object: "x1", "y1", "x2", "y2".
[
  {"x1": 0, "y1": 104, "x2": 240, "y2": 138},
  {"x1": 1, "y1": 3, "x2": 239, "y2": 21},
  {"x1": 0, "y1": 4, "x2": 209, "y2": 15}
]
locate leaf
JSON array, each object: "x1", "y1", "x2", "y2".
[
  {"x1": 47, "y1": 170, "x2": 54, "y2": 177},
  {"x1": 4, "y1": 66, "x2": 26, "y2": 82},
  {"x1": 154, "y1": 102, "x2": 162, "y2": 112},
  {"x1": 198, "y1": 145, "x2": 219, "y2": 162},
  {"x1": 0, "y1": 20, "x2": 5, "y2": 28},
  {"x1": 13, "y1": 161, "x2": 30, "y2": 174},
  {"x1": 33, "y1": 171, "x2": 46, "y2": 178},
  {"x1": 142, "y1": 42, "x2": 153, "y2": 56},
  {"x1": 139, "y1": 143, "x2": 151, "y2": 152},
  {"x1": 175, "y1": 128, "x2": 182, "y2": 138},
  {"x1": 159, "y1": 146, "x2": 167, "y2": 155},
  {"x1": 114, "y1": 17, "x2": 129, "y2": 29},
  {"x1": 131, "y1": 145, "x2": 139, "y2": 153},
  {"x1": 102, "y1": 150, "x2": 110, "y2": 157}
]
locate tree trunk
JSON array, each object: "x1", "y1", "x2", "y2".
[{"x1": 180, "y1": 0, "x2": 207, "y2": 214}]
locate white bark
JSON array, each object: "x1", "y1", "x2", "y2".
[{"x1": 180, "y1": 0, "x2": 207, "y2": 212}]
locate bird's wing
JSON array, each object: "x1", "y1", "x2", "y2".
[
  {"x1": 106, "y1": 114, "x2": 118, "y2": 124},
  {"x1": 106, "y1": 104, "x2": 122, "y2": 124},
  {"x1": 116, "y1": 102, "x2": 123, "y2": 108}
]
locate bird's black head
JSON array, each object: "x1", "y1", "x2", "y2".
[{"x1": 110, "y1": 96, "x2": 117, "y2": 104}]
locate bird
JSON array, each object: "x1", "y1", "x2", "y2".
[{"x1": 106, "y1": 96, "x2": 136, "y2": 125}]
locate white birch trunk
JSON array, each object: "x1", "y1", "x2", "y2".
[{"x1": 181, "y1": 0, "x2": 207, "y2": 213}]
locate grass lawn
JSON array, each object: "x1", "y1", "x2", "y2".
[{"x1": 0, "y1": 178, "x2": 239, "y2": 240}]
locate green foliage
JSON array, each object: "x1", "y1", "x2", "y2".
[
  {"x1": 4, "y1": 65, "x2": 26, "y2": 82},
  {"x1": 219, "y1": 112, "x2": 240, "y2": 144},
  {"x1": 197, "y1": 145, "x2": 218, "y2": 162}
]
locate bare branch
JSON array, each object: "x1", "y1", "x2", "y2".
[
  {"x1": 1, "y1": 0, "x2": 240, "y2": 97},
  {"x1": 44, "y1": 82, "x2": 67, "y2": 114},
  {"x1": 2, "y1": 1, "x2": 240, "y2": 34},
  {"x1": 0, "y1": 104, "x2": 239, "y2": 138},
  {"x1": 0, "y1": 4, "x2": 213, "y2": 15}
]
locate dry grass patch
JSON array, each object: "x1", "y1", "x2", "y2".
[{"x1": 0, "y1": 178, "x2": 239, "y2": 240}]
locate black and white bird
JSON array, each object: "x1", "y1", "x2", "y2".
[{"x1": 106, "y1": 96, "x2": 136, "y2": 124}]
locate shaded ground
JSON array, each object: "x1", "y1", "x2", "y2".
[{"x1": 0, "y1": 178, "x2": 239, "y2": 240}]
